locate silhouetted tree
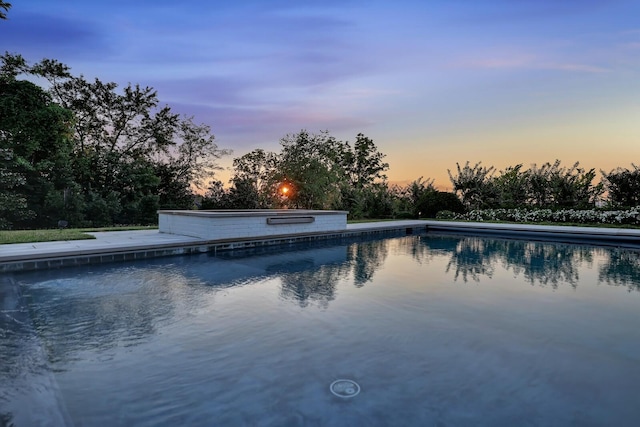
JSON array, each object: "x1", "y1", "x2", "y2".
[
  {"x1": 415, "y1": 190, "x2": 465, "y2": 218},
  {"x1": 341, "y1": 133, "x2": 389, "y2": 189},
  {"x1": 274, "y1": 130, "x2": 345, "y2": 209},
  {"x1": 527, "y1": 160, "x2": 601, "y2": 209},
  {"x1": 0, "y1": 1, "x2": 11, "y2": 20},
  {"x1": 493, "y1": 164, "x2": 529, "y2": 208},
  {"x1": 601, "y1": 165, "x2": 640, "y2": 208},
  {"x1": 201, "y1": 180, "x2": 229, "y2": 209},
  {"x1": 0, "y1": 149, "x2": 32, "y2": 229},
  {"x1": 336, "y1": 133, "x2": 389, "y2": 218},
  {"x1": 230, "y1": 148, "x2": 279, "y2": 207},
  {"x1": 0, "y1": 53, "x2": 230, "y2": 226},
  {"x1": 448, "y1": 161, "x2": 497, "y2": 209},
  {"x1": 0, "y1": 77, "x2": 75, "y2": 228}
]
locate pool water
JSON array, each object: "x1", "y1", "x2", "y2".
[{"x1": 2, "y1": 233, "x2": 640, "y2": 426}]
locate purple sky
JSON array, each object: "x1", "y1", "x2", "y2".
[{"x1": 2, "y1": 0, "x2": 639, "y2": 187}]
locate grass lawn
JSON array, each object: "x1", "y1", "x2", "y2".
[{"x1": 0, "y1": 226, "x2": 158, "y2": 245}]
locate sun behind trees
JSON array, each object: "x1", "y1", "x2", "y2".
[
  {"x1": 201, "y1": 130, "x2": 394, "y2": 216},
  {"x1": 200, "y1": 130, "x2": 470, "y2": 220}
]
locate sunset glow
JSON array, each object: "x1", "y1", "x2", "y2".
[{"x1": 1, "y1": 1, "x2": 638, "y2": 188}]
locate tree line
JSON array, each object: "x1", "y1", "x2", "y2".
[
  {"x1": 200, "y1": 130, "x2": 468, "y2": 220},
  {"x1": 201, "y1": 140, "x2": 640, "y2": 219},
  {"x1": 2, "y1": 53, "x2": 639, "y2": 230},
  {"x1": 200, "y1": 130, "x2": 464, "y2": 219},
  {"x1": 1, "y1": 53, "x2": 228, "y2": 229},
  {"x1": 448, "y1": 161, "x2": 640, "y2": 211}
]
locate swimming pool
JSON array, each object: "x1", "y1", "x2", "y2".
[{"x1": 2, "y1": 233, "x2": 640, "y2": 426}]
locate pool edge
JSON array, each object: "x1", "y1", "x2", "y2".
[{"x1": 3, "y1": 220, "x2": 640, "y2": 272}]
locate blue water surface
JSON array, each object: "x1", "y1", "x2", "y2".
[{"x1": 2, "y1": 233, "x2": 640, "y2": 426}]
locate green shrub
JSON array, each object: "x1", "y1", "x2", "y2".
[
  {"x1": 395, "y1": 211, "x2": 415, "y2": 219},
  {"x1": 415, "y1": 190, "x2": 465, "y2": 218}
]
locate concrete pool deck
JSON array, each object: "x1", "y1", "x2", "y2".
[
  {"x1": 0, "y1": 220, "x2": 428, "y2": 272},
  {"x1": 2, "y1": 220, "x2": 640, "y2": 272},
  {"x1": 424, "y1": 220, "x2": 640, "y2": 245}
]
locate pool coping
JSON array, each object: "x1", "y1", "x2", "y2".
[
  {"x1": 424, "y1": 221, "x2": 640, "y2": 243},
  {"x1": 0, "y1": 221, "x2": 427, "y2": 272},
  {"x1": 2, "y1": 220, "x2": 640, "y2": 272}
]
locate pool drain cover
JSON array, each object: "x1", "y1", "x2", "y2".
[{"x1": 330, "y1": 379, "x2": 360, "y2": 398}]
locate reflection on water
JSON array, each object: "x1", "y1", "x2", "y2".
[
  {"x1": 211, "y1": 238, "x2": 390, "y2": 307},
  {"x1": 1, "y1": 233, "x2": 640, "y2": 426},
  {"x1": 274, "y1": 238, "x2": 390, "y2": 306},
  {"x1": 350, "y1": 239, "x2": 389, "y2": 287},
  {"x1": 599, "y1": 250, "x2": 640, "y2": 292},
  {"x1": 398, "y1": 234, "x2": 636, "y2": 290},
  {"x1": 279, "y1": 266, "x2": 343, "y2": 308}
]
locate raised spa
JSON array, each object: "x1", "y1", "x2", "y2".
[{"x1": 158, "y1": 209, "x2": 348, "y2": 240}]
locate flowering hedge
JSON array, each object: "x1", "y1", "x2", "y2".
[{"x1": 451, "y1": 206, "x2": 640, "y2": 226}]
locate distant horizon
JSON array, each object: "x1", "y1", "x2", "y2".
[
  {"x1": 184, "y1": 153, "x2": 636, "y2": 194},
  {"x1": 214, "y1": 153, "x2": 632, "y2": 192},
  {"x1": 1, "y1": 0, "x2": 638, "y2": 188}
]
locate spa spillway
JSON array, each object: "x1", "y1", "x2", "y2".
[{"x1": 158, "y1": 209, "x2": 348, "y2": 240}]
